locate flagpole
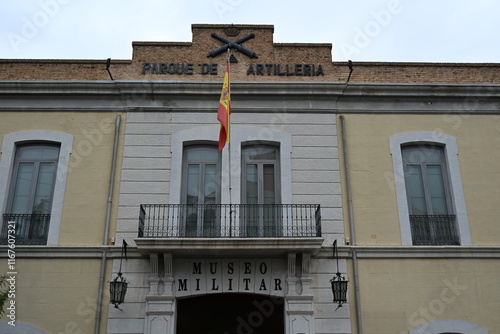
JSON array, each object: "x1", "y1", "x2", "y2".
[
  {"x1": 217, "y1": 50, "x2": 232, "y2": 236},
  {"x1": 227, "y1": 49, "x2": 233, "y2": 237}
]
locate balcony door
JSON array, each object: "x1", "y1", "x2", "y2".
[
  {"x1": 402, "y1": 145, "x2": 458, "y2": 245},
  {"x1": 5, "y1": 144, "x2": 59, "y2": 244},
  {"x1": 242, "y1": 145, "x2": 280, "y2": 236},
  {"x1": 183, "y1": 145, "x2": 220, "y2": 237}
]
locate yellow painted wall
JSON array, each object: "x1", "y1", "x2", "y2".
[
  {"x1": 0, "y1": 112, "x2": 125, "y2": 245},
  {"x1": 0, "y1": 258, "x2": 113, "y2": 334},
  {"x1": 353, "y1": 258, "x2": 499, "y2": 334},
  {"x1": 338, "y1": 114, "x2": 500, "y2": 246}
]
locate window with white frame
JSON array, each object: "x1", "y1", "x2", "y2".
[
  {"x1": 170, "y1": 126, "x2": 293, "y2": 237},
  {"x1": 402, "y1": 144, "x2": 458, "y2": 245},
  {"x1": 0, "y1": 131, "x2": 73, "y2": 246},
  {"x1": 3, "y1": 144, "x2": 60, "y2": 244},
  {"x1": 241, "y1": 144, "x2": 281, "y2": 236},
  {"x1": 390, "y1": 132, "x2": 471, "y2": 246},
  {"x1": 170, "y1": 125, "x2": 292, "y2": 206},
  {"x1": 181, "y1": 144, "x2": 220, "y2": 236}
]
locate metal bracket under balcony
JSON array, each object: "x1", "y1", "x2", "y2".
[{"x1": 135, "y1": 204, "x2": 324, "y2": 256}]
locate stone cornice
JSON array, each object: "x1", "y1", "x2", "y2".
[
  {"x1": 317, "y1": 245, "x2": 500, "y2": 259},
  {"x1": 0, "y1": 245, "x2": 141, "y2": 258},
  {"x1": 0, "y1": 81, "x2": 499, "y2": 113},
  {"x1": 0, "y1": 245, "x2": 499, "y2": 259},
  {"x1": 0, "y1": 80, "x2": 499, "y2": 96}
]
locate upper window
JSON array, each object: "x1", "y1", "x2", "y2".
[
  {"x1": 8, "y1": 144, "x2": 60, "y2": 214},
  {"x1": 170, "y1": 125, "x2": 292, "y2": 206},
  {"x1": 402, "y1": 145, "x2": 458, "y2": 245},
  {"x1": 389, "y1": 132, "x2": 471, "y2": 246},
  {"x1": 182, "y1": 145, "x2": 220, "y2": 236},
  {"x1": 0, "y1": 131, "x2": 73, "y2": 246},
  {"x1": 242, "y1": 145, "x2": 280, "y2": 206},
  {"x1": 169, "y1": 126, "x2": 292, "y2": 238},
  {"x1": 241, "y1": 145, "x2": 280, "y2": 236},
  {"x1": 2, "y1": 144, "x2": 60, "y2": 245}
]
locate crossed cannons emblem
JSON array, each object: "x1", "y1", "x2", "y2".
[{"x1": 207, "y1": 33, "x2": 258, "y2": 59}]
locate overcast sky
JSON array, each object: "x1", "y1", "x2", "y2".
[{"x1": 1, "y1": 0, "x2": 500, "y2": 63}]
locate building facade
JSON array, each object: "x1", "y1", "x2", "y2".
[{"x1": 0, "y1": 24, "x2": 499, "y2": 334}]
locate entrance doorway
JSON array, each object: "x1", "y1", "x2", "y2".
[{"x1": 176, "y1": 293, "x2": 285, "y2": 334}]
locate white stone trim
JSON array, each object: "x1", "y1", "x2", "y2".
[
  {"x1": 170, "y1": 125, "x2": 292, "y2": 205},
  {"x1": 389, "y1": 131, "x2": 471, "y2": 246},
  {"x1": 0, "y1": 130, "x2": 73, "y2": 246},
  {"x1": 409, "y1": 319, "x2": 488, "y2": 334}
]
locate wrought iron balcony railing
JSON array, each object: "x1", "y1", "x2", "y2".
[
  {"x1": 138, "y1": 204, "x2": 321, "y2": 238},
  {"x1": 1, "y1": 213, "x2": 51, "y2": 245},
  {"x1": 410, "y1": 214, "x2": 459, "y2": 245}
]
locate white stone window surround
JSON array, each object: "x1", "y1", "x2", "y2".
[
  {"x1": 389, "y1": 131, "x2": 471, "y2": 246},
  {"x1": 0, "y1": 130, "x2": 73, "y2": 246},
  {"x1": 409, "y1": 319, "x2": 488, "y2": 334},
  {"x1": 170, "y1": 125, "x2": 292, "y2": 205}
]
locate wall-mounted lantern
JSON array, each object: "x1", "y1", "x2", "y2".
[
  {"x1": 110, "y1": 272, "x2": 128, "y2": 309},
  {"x1": 330, "y1": 239, "x2": 348, "y2": 309},
  {"x1": 110, "y1": 240, "x2": 128, "y2": 309}
]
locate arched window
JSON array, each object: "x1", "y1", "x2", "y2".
[
  {"x1": 242, "y1": 145, "x2": 280, "y2": 205},
  {"x1": 170, "y1": 125, "x2": 292, "y2": 206},
  {"x1": 402, "y1": 144, "x2": 458, "y2": 245},
  {"x1": 8, "y1": 144, "x2": 60, "y2": 215},
  {"x1": 0, "y1": 131, "x2": 73, "y2": 246},
  {"x1": 182, "y1": 145, "x2": 220, "y2": 236},
  {"x1": 390, "y1": 132, "x2": 471, "y2": 246},
  {"x1": 241, "y1": 144, "x2": 280, "y2": 236},
  {"x1": 3, "y1": 144, "x2": 60, "y2": 244}
]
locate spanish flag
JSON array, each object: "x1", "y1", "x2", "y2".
[{"x1": 217, "y1": 60, "x2": 231, "y2": 151}]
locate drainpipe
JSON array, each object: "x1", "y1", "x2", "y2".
[
  {"x1": 340, "y1": 115, "x2": 363, "y2": 334},
  {"x1": 95, "y1": 114, "x2": 121, "y2": 334}
]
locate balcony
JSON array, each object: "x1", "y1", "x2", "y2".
[
  {"x1": 410, "y1": 214, "x2": 460, "y2": 245},
  {"x1": 135, "y1": 204, "x2": 323, "y2": 256},
  {"x1": 1, "y1": 213, "x2": 50, "y2": 245}
]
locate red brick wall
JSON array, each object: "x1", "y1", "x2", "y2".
[{"x1": 1, "y1": 24, "x2": 499, "y2": 84}]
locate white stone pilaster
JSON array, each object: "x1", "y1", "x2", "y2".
[
  {"x1": 162, "y1": 253, "x2": 174, "y2": 296},
  {"x1": 287, "y1": 252, "x2": 298, "y2": 296},
  {"x1": 285, "y1": 252, "x2": 315, "y2": 334},
  {"x1": 301, "y1": 253, "x2": 312, "y2": 295},
  {"x1": 148, "y1": 253, "x2": 160, "y2": 296},
  {"x1": 144, "y1": 252, "x2": 175, "y2": 334}
]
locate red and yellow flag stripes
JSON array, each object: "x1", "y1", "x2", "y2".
[{"x1": 217, "y1": 60, "x2": 231, "y2": 151}]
